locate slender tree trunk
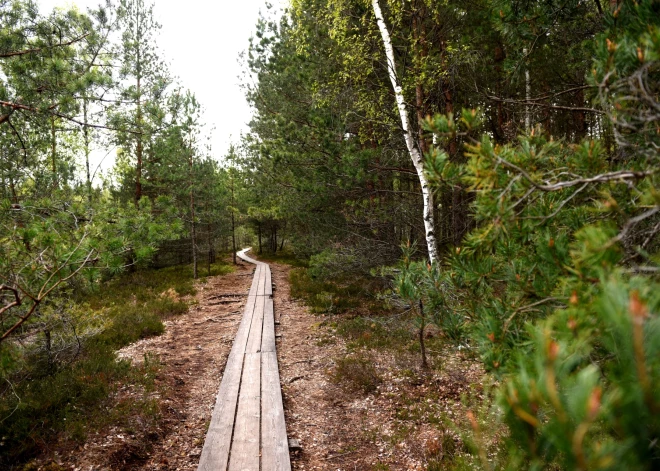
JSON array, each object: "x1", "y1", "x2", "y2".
[
  {"x1": 83, "y1": 99, "x2": 92, "y2": 204},
  {"x1": 372, "y1": 0, "x2": 437, "y2": 264},
  {"x1": 258, "y1": 222, "x2": 262, "y2": 254},
  {"x1": 231, "y1": 183, "x2": 237, "y2": 264},
  {"x1": 9, "y1": 175, "x2": 18, "y2": 204},
  {"x1": 189, "y1": 147, "x2": 197, "y2": 279},
  {"x1": 273, "y1": 225, "x2": 278, "y2": 254},
  {"x1": 135, "y1": 73, "x2": 143, "y2": 206},
  {"x1": 51, "y1": 116, "x2": 57, "y2": 189},
  {"x1": 574, "y1": 87, "x2": 587, "y2": 140},
  {"x1": 524, "y1": 48, "x2": 531, "y2": 131},
  {"x1": 207, "y1": 222, "x2": 213, "y2": 276},
  {"x1": 135, "y1": 8, "x2": 143, "y2": 207}
]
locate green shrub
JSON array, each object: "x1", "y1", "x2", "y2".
[
  {"x1": 336, "y1": 316, "x2": 411, "y2": 350},
  {"x1": 289, "y1": 267, "x2": 363, "y2": 313},
  {"x1": 0, "y1": 261, "x2": 211, "y2": 467},
  {"x1": 331, "y1": 354, "x2": 382, "y2": 394}
]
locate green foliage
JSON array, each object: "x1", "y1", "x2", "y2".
[
  {"x1": 289, "y1": 267, "x2": 363, "y2": 313},
  {"x1": 405, "y1": 1, "x2": 660, "y2": 468},
  {"x1": 0, "y1": 262, "x2": 199, "y2": 466},
  {"x1": 330, "y1": 353, "x2": 382, "y2": 394},
  {"x1": 336, "y1": 316, "x2": 411, "y2": 351}
]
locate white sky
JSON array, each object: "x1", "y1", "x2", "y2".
[{"x1": 36, "y1": 0, "x2": 286, "y2": 175}]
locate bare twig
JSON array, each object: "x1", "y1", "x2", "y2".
[{"x1": 502, "y1": 297, "x2": 564, "y2": 334}]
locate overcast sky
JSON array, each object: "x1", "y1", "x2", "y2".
[{"x1": 37, "y1": 0, "x2": 285, "y2": 172}]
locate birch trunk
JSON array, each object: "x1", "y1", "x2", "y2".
[{"x1": 371, "y1": 0, "x2": 438, "y2": 264}]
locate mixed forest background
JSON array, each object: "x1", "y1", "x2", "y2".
[{"x1": 1, "y1": 0, "x2": 660, "y2": 469}]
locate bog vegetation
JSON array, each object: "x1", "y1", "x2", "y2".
[{"x1": 1, "y1": 0, "x2": 659, "y2": 469}]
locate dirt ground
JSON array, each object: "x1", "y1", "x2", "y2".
[
  {"x1": 272, "y1": 263, "x2": 485, "y2": 471},
  {"x1": 44, "y1": 256, "x2": 484, "y2": 471},
  {"x1": 62, "y1": 260, "x2": 255, "y2": 471}
]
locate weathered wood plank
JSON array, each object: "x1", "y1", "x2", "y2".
[
  {"x1": 228, "y1": 353, "x2": 261, "y2": 471},
  {"x1": 261, "y1": 297, "x2": 276, "y2": 353},
  {"x1": 261, "y1": 351, "x2": 291, "y2": 471},
  {"x1": 264, "y1": 265, "x2": 273, "y2": 296},
  {"x1": 197, "y1": 348, "x2": 244, "y2": 471},
  {"x1": 200, "y1": 249, "x2": 291, "y2": 471},
  {"x1": 247, "y1": 265, "x2": 262, "y2": 297},
  {"x1": 258, "y1": 263, "x2": 268, "y2": 295},
  {"x1": 228, "y1": 294, "x2": 256, "y2": 358},
  {"x1": 245, "y1": 295, "x2": 264, "y2": 354}
]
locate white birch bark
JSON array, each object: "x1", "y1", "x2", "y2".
[{"x1": 371, "y1": 0, "x2": 438, "y2": 264}]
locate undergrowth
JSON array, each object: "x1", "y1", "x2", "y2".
[
  {"x1": 289, "y1": 262, "x2": 503, "y2": 470},
  {"x1": 0, "y1": 260, "x2": 233, "y2": 468},
  {"x1": 250, "y1": 250, "x2": 308, "y2": 268}
]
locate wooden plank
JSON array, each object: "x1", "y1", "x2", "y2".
[
  {"x1": 245, "y1": 295, "x2": 264, "y2": 354},
  {"x1": 256, "y1": 263, "x2": 267, "y2": 295},
  {"x1": 261, "y1": 351, "x2": 291, "y2": 471},
  {"x1": 264, "y1": 265, "x2": 273, "y2": 296},
  {"x1": 261, "y1": 298, "x2": 276, "y2": 353},
  {"x1": 247, "y1": 265, "x2": 262, "y2": 297},
  {"x1": 228, "y1": 294, "x2": 257, "y2": 358},
  {"x1": 228, "y1": 353, "x2": 261, "y2": 471},
  {"x1": 197, "y1": 349, "x2": 245, "y2": 471}
]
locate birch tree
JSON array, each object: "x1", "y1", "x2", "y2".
[{"x1": 371, "y1": 0, "x2": 438, "y2": 264}]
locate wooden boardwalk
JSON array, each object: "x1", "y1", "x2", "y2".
[{"x1": 198, "y1": 249, "x2": 291, "y2": 471}]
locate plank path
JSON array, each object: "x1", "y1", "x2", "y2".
[{"x1": 198, "y1": 249, "x2": 291, "y2": 471}]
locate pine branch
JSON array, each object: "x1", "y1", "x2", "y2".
[{"x1": 0, "y1": 33, "x2": 90, "y2": 58}]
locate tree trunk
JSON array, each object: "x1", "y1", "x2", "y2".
[
  {"x1": 135, "y1": 72, "x2": 143, "y2": 206},
  {"x1": 372, "y1": 0, "x2": 438, "y2": 264},
  {"x1": 207, "y1": 222, "x2": 214, "y2": 276},
  {"x1": 273, "y1": 225, "x2": 278, "y2": 254},
  {"x1": 189, "y1": 147, "x2": 197, "y2": 279},
  {"x1": 230, "y1": 168, "x2": 237, "y2": 264},
  {"x1": 574, "y1": 87, "x2": 587, "y2": 140},
  {"x1": 258, "y1": 222, "x2": 262, "y2": 254},
  {"x1": 83, "y1": 99, "x2": 92, "y2": 204},
  {"x1": 51, "y1": 116, "x2": 57, "y2": 189},
  {"x1": 524, "y1": 48, "x2": 531, "y2": 131}
]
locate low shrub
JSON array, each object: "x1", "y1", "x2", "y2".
[
  {"x1": 0, "y1": 261, "x2": 214, "y2": 467},
  {"x1": 330, "y1": 354, "x2": 382, "y2": 394}
]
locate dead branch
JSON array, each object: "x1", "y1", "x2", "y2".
[
  {"x1": 0, "y1": 285, "x2": 21, "y2": 318},
  {"x1": 495, "y1": 156, "x2": 654, "y2": 191}
]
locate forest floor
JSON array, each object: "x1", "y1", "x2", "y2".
[{"x1": 37, "y1": 255, "x2": 489, "y2": 471}]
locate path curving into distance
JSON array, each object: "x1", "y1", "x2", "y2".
[{"x1": 197, "y1": 249, "x2": 291, "y2": 471}]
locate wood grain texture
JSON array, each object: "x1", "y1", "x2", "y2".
[
  {"x1": 261, "y1": 298, "x2": 276, "y2": 353},
  {"x1": 228, "y1": 353, "x2": 261, "y2": 471},
  {"x1": 246, "y1": 295, "x2": 264, "y2": 354},
  {"x1": 197, "y1": 348, "x2": 244, "y2": 471},
  {"x1": 199, "y1": 249, "x2": 291, "y2": 471},
  {"x1": 262, "y1": 351, "x2": 291, "y2": 471},
  {"x1": 264, "y1": 265, "x2": 273, "y2": 296},
  {"x1": 247, "y1": 265, "x2": 262, "y2": 297}
]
